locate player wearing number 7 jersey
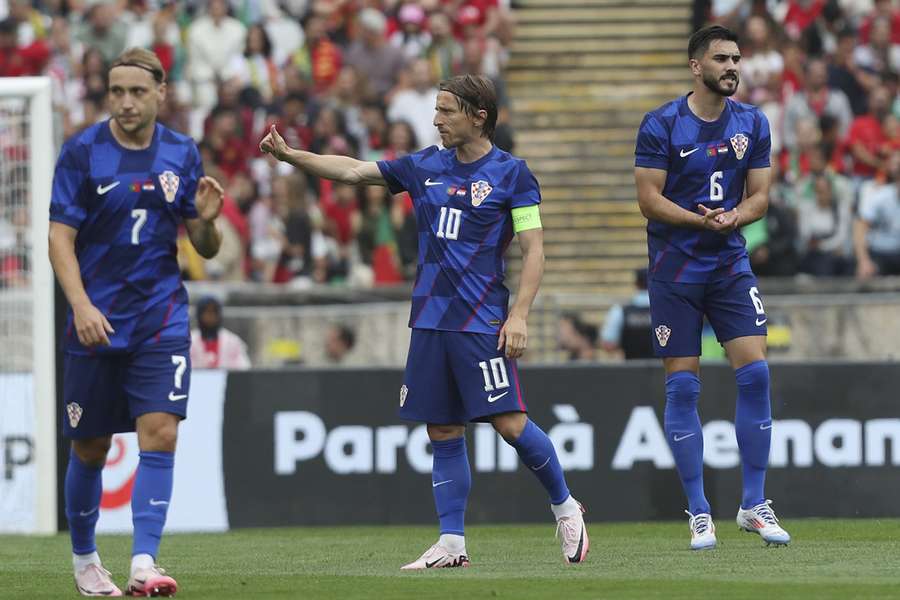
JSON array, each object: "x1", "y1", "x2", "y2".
[
  {"x1": 260, "y1": 74, "x2": 588, "y2": 569},
  {"x1": 634, "y1": 25, "x2": 790, "y2": 551},
  {"x1": 49, "y1": 48, "x2": 224, "y2": 596}
]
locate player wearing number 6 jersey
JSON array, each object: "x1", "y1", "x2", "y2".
[
  {"x1": 260, "y1": 74, "x2": 588, "y2": 569},
  {"x1": 634, "y1": 25, "x2": 790, "y2": 551},
  {"x1": 49, "y1": 48, "x2": 223, "y2": 596}
]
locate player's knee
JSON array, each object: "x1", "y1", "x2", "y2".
[
  {"x1": 665, "y1": 371, "x2": 701, "y2": 406},
  {"x1": 72, "y1": 437, "x2": 112, "y2": 467},
  {"x1": 427, "y1": 424, "x2": 465, "y2": 442},
  {"x1": 735, "y1": 360, "x2": 769, "y2": 393},
  {"x1": 491, "y1": 412, "x2": 527, "y2": 442},
  {"x1": 140, "y1": 422, "x2": 178, "y2": 452}
]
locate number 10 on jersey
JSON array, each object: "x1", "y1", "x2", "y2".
[{"x1": 436, "y1": 206, "x2": 461, "y2": 240}]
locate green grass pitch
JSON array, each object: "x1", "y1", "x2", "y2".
[{"x1": 3, "y1": 520, "x2": 899, "y2": 599}]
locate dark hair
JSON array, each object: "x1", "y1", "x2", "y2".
[
  {"x1": 438, "y1": 75, "x2": 498, "y2": 140},
  {"x1": 635, "y1": 268, "x2": 648, "y2": 290},
  {"x1": 335, "y1": 325, "x2": 355, "y2": 349},
  {"x1": 245, "y1": 23, "x2": 273, "y2": 59},
  {"x1": 688, "y1": 25, "x2": 739, "y2": 60}
]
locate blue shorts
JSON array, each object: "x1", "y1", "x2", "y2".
[
  {"x1": 400, "y1": 329, "x2": 527, "y2": 425},
  {"x1": 62, "y1": 338, "x2": 191, "y2": 439},
  {"x1": 648, "y1": 272, "x2": 768, "y2": 357}
]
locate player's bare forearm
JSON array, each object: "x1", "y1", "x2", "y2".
[
  {"x1": 185, "y1": 218, "x2": 222, "y2": 259},
  {"x1": 635, "y1": 167, "x2": 706, "y2": 229},
  {"x1": 735, "y1": 167, "x2": 771, "y2": 227},
  {"x1": 510, "y1": 228, "x2": 544, "y2": 319},
  {"x1": 48, "y1": 222, "x2": 91, "y2": 310}
]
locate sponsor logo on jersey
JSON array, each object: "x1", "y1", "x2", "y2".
[
  {"x1": 159, "y1": 170, "x2": 180, "y2": 203},
  {"x1": 471, "y1": 180, "x2": 493, "y2": 207},
  {"x1": 730, "y1": 133, "x2": 749, "y2": 160},
  {"x1": 654, "y1": 325, "x2": 671, "y2": 347},
  {"x1": 67, "y1": 402, "x2": 83, "y2": 428}
]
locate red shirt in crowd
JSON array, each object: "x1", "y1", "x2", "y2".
[
  {"x1": 0, "y1": 40, "x2": 49, "y2": 76},
  {"x1": 859, "y1": 9, "x2": 900, "y2": 44},
  {"x1": 782, "y1": 0, "x2": 826, "y2": 38},
  {"x1": 845, "y1": 115, "x2": 887, "y2": 178}
]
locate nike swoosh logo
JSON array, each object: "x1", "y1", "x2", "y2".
[
  {"x1": 760, "y1": 423, "x2": 773, "y2": 430},
  {"x1": 149, "y1": 499, "x2": 169, "y2": 506},
  {"x1": 96, "y1": 181, "x2": 120, "y2": 195},
  {"x1": 680, "y1": 147, "x2": 699, "y2": 157},
  {"x1": 756, "y1": 318, "x2": 767, "y2": 326},
  {"x1": 487, "y1": 391, "x2": 509, "y2": 403},
  {"x1": 424, "y1": 178, "x2": 443, "y2": 186},
  {"x1": 432, "y1": 480, "x2": 453, "y2": 488},
  {"x1": 168, "y1": 392, "x2": 187, "y2": 401},
  {"x1": 425, "y1": 559, "x2": 442, "y2": 568},
  {"x1": 78, "y1": 506, "x2": 98, "y2": 517},
  {"x1": 673, "y1": 433, "x2": 696, "y2": 442},
  {"x1": 531, "y1": 457, "x2": 551, "y2": 471}
]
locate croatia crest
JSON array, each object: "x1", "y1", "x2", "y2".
[
  {"x1": 470, "y1": 180, "x2": 492, "y2": 207},
  {"x1": 730, "y1": 133, "x2": 749, "y2": 160},
  {"x1": 158, "y1": 170, "x2": 180, "y2": 203},
  {"x1": 67, "y1": 402, "x2": 83, "y2": 428},
  {"x1": 655, "y1": 325, "x2": 672, "y2": 348}
]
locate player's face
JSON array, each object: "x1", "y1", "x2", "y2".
[
  {"x1": 692, "y1": 40, "x2": 741, "y2": 97},
  {"x1": 433, "y1": 90, "x2": 485, "y2": 148},
  {"x1": 108, "y1": 66, "x2": 166, "y2": 135}
]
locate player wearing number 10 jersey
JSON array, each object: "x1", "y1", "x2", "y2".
[
  {"x1": 634, "y1": 26, "x2": 791, "y2": 551},
  {"x1": 260, "y1": 74, "x2": 588, "y2": 569}
]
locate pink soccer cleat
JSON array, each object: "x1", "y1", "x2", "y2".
[
  {"x1": 74, "y1": 563, "x2": 123, "y2": 597},
  {"x1": 400, "y1": 543, "x2": 470, "y2": 570},
  {"x1": 125, "y1": 565, "x2": 177, "y2": 597}
]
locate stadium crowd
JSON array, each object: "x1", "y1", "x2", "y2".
[
  {"x1": 0, "y1": 0, "x2": 515, "y2": 288},
  {"x1": 701, "y1": 0, "x2": 900, "y2": 279}
]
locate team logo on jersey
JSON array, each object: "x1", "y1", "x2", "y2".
[
  {"x1": 159, "y1": 170, "x2": 180, "y2": 203},
  {"x1": 654, "y1": 325, "x2": 672, "y2": 348},
  {"x1": 471, "y1": 180, "x2": 493, "y2": 207},
  {"x1": 730, "y1": 133, "x2": 749, "y2": 160},
  {"x1": 67, "y1": 402, "x2": 83, "y2": 428},
  {"x1": 399, "y1": 384, "x2": 408, "y2": 407}
]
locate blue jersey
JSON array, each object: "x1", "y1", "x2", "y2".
[
  {"x1": 377, "y1": 145, "x2": 541, "y2": 334},
  {"x1": 634, "y1": 94, "x2": 771, "y2": 283},
  {"x1": 50, "y1": 121, "x2": 202, "y2": 354}
]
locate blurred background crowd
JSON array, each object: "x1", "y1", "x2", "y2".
[{"x1": 0, "y1": 0, "x2": 517, "y2": 289}]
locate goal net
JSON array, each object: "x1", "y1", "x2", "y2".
[{"x1": 0, "y1": 77, "x2": 56, "y2": 534}]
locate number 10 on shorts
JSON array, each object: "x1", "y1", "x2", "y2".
[{"x1": 479, "y1": 357, "x2": 509, "y2": 392}]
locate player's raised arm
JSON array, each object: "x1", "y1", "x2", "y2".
[
  {"x1": 259, "y1": 124, "x2": 386, "y2": 186},
  {"x1": 48, "y1": 222, "x2": 115, "y2": 347},
  {"x1": 635, "y1": 166, "x2": 731, "y2": 233}
]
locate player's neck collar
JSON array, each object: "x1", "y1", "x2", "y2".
[
  {"x1": 453, "y1": 141, "x2": 495, "y2": 166},
  {"x1": 107, "y1": 119, "x2": 158, "y2": 151},
  {"x1": 684, "y1": 92, "x2": 729, "y2": 126}
]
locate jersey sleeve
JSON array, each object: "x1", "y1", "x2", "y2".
[
  {"x1": 634, "y1": 113, "x2": 669, "y2": 170},
  {"x1": 749, "y1": 110, "x2": 772, "y2": 169},
  {"x1": 49, "y1": 141, "x2": 89, "y2": 228},
  {"x1": 376, "y1": 153, "x2": 417, "y2": 195},
  {"x1": 511, "y1": 160, "x2": 541, "y2": 208},
  {"x1": 180, "y1": 143, "x2": 203, "y2": 219}
]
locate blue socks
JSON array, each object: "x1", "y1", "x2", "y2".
[
  {"x1": 131, "y1": 451, "x2": 174, "y2": 559},
  {"x1": 431, "y1": 438, "x2": 471, "y2": 536},
  {"x1": 65, "y1": 449, "x2": 103, "y2": 555},
  {"x1": 734, "y1": 360, "x2": 772, "y2": 509},
  {"x1": 664, "y1": 371, "x2": 710, "y2": 515},
  {"x1": 510, "y1": 419, "x2": 570, "y2": 505}
]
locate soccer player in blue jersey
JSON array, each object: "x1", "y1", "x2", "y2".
[
  {"x1": 634, "y1": 25, "x2": 791, "y2": 550},
  {"x1": 261, "y1": 74, "x2": 589, "y2": 568},
  {"x1": 49, "y1": 48, "x2": 223, "y2": 596}
]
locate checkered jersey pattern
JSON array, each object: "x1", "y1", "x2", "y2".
[
  {"x1": 635, "y1": 95, "x2": 771, "y2": 283},
  {"x1": 378, "y1": 145, "x2": 541, "y2": 334},
  {"x1": 50, "y1": 121, "x2": 202, "y2": 354}
]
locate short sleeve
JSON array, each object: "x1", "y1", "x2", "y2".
[
  {"x1": 634, "y1": 113, "x2": 669, "y2": 170},
  {"x1": 180, "y1": 144, "x2": 203, "y2": 219},
  {"x1": 49, "y1": 142, "x2": 89, "y2": 229},
  {"x1": 511, "y1": 160, "x2": 541, "y2": 208},
  {"x1": 749, "y1": 110, "x2": 772, "y2": 169},
  {"x1": 857, "y1": 185, "x2": 883, "y2": 223},
  {"x1": 377, "y1": 153, "x2": 417, "y2": 196}
]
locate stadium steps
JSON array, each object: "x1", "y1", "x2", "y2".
[{"x1": 503, "y1": 0, "x2": 691, "y2": 309}]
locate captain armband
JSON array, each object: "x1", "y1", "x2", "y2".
[{"x1": 511, "y1": 205, "x2": 542, "y2": 233}]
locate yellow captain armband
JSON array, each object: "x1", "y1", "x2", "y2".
[{"x1": 511, "y1": 205, "x2": 542, "y2": 233}]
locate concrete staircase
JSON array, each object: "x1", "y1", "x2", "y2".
[{"x1": 506, "y1": 0, "x2": 693, "y2": 295}]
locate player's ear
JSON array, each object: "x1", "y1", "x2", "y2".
[
  {"x1": 157, "y1": 82, "x2": 167, "y2": 103},
  {"x1": 688, "y1": 57, "x2": 702, "y2": 77}
]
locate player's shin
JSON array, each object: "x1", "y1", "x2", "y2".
[
  {"x1": 734, "y1": 360, "x2": 771, "y2": 509},
  {"x1": 131, "y1": 451, "x2": 174, "y2": 570},
  {"x1": 509, "y1": 419, "x2": 572, "y2": 508},
  {"x1": 65, "y1": 449, "x2": 103, "y2": 559},
  {"x1": 431, "y1": 438, "x2": 471, "y2": 545},
  {"x1": 664, "y1": 371, "x2": 710, "y2": 515}
]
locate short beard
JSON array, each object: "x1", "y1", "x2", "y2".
[{"x1": 702, "y1": 72, "x2": 739, "y2": 97}]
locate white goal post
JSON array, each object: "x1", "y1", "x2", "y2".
[{"x1": 0, "y1": 77, "x2": 56, "y2": 534}]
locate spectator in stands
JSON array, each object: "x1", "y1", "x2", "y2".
[
  {"x1": 859, "y1": 0, "x2": 900, "y2": 45},
  {"x1": 384, "y1": 119, "x2": 419, "y2": 160},
  {"x1": 741, "y1": 15, "x2": 784, "y2": 106},
  {"x1": 853, "y1": 16, "x2": 900, "y2": 75},
  {"x1": 854, "y1": 151, "x2": 900, "y2": 278},
  {"x1": 327, "y1": 65, "x2": 369, "y2": 154},
  {"x1": 274, "y1": 174, "x2": 315, "y2": 284},
  {"x1": 276, "y1": 93, "x2": 314, "y2": 153},
  {"x1": 291, "y1": 13, "x2": 342, "y2": 94},
  {"x1": 828, "y1": 27, "x2": 875, "y2": 116},
  {"x1": 843, "y1": 86, "x2": 894, "y2": 180},
  {"x1": 388, "y1": 58, "x2": 441, "y2": 150},
  {"x1": 344, "y1": 8, "x2": 407, "y2": 98},
  {"x1": 781, "y1": 0, "x2": 827, "y2": 41},
  {"x1": 782, "y1": 117, "x2": 823, "y2": 183},
  {"x1": 558, "y1": 313, "x2": 599, "y2": 362},
  {"x1": 353, "y1": 185, "x2": 404, "y2": 286},
  {"x1": 190, "y1": 296, "x2": 251, "y2": 369},
  {"x1": 600, "y1": 268, "x2": 653, "y2": 359},
  {"x1": 186, "y1": 0, "x2": 246, "y2": 113},
  {"x1": 324, "y1": 323, "x2": 356, "y2": 364},
  {"x1": 390, "y1": 2, "x2": 432, "y2": 61},
  {"x1": 426, "y1": 10, "x2": 462, "y2": 81},
  {"x1": 225, "y1": 23, "x2": 283, "y2": 106},
  {"x1": 0, "y1": 16, "x2": 49, "y2": 76},
  {"x1": 75, "y1": 1, "x2": 126, "y2": 63},
  {"x1": 795, "y1": 172, "x2": 854, "y2": 275},
  {"x1": 783, "y1": 57, "x2": 853, "y2": 151},
  {"x1": 360, "y1": 101, "x2": 389, "y2": 159}
]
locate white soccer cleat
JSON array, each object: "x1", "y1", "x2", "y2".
[
  {"x1": 125, "y1": 565, "x2": 177, "y2": 597},
  {"x1": 737, "y1": 499, "x2": 791, "y2": 546},
  {"x1": 555, "y1": 500, "x2": 589, "y2": 564},
  {"x1": 74, "y1": 563, "x2": 123, "y2": 597},
  {"x1": 686, "y1": 510, "x2": 717, "y2": 550},
  {"x1": 400, "y1": 543, "x2": 470, "y2": 570}
]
